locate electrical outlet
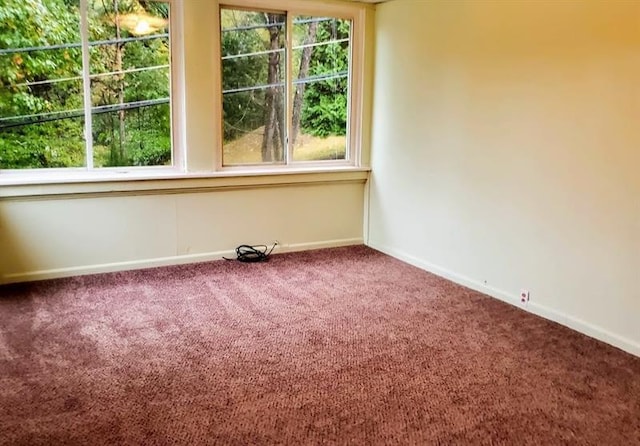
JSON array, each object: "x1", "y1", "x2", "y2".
[{"x1": 520, "y1": 289, "x2": 530, "y2": 305}]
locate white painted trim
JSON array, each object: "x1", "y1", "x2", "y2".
[
  {"x1": 527, "y1": 303, "x2": 640, "y2": 359},
  {"x1": 367, "y1": 240, "x2": 640, "y2": 358},
  {"x1": 218, "y1": 0, "x2": 371, "y2": 20},
  {"x1": 285, "y1": 238, "x2": 362, "y2": 252},
  {"x1": 1, "y1": 238, "x2": 363, "y2": 285},
  {"x1": 0, "y1": 168, "x2": 369, "y2": 200},
  {"x1": 169, "y1": 0, "x2": 187, "y2": 172},
  {"x1": 348, "y1": 6, "x2": 367, "y2": 167}
]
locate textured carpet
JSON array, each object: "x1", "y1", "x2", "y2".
[{"x1": 0, "y1": 246, "x2": 639, "y2": 445}]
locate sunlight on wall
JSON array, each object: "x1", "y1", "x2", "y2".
[{"x1": 369, "y1": 0, "x2": 640, "y2": 354}]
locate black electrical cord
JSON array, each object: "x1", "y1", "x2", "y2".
[{"x1": 224, "y1": 242, "x2": 278, "y2": 263}]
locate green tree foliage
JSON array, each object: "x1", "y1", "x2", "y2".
[
  {"x1": 300, "y1": 19, "x2": 350, "y2": 138},
  {"x1": 0, "y1": 0, "x2": 170, "y2": 169},
  {"x1": 220, "y1": 14, "x2": 350, "y2": 145},
  {"x1": 220, "y1": 9, "x2": 287, "y2": 163},
  {"x1": 220, "y1": 12, "x2": 270, "y2": 143},
  {"x1": 0, "y1": 0, "x2": 85, "y2": 168},
  {"x1": 89, "y1": 0, "x2": 171, "y2": 167},
  {"x1": 1, "y1": 3, "x2": 350, "y2": 169}
]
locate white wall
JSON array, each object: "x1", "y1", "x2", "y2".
[
  {"x1": 368, "y1": 0, "x2": 640, "y2": 355},
  {"x1": 0, "y1": 180, "x2": 365, "y2": 283}
]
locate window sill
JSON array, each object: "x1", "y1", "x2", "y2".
[{"x1": 0, "y1": 166, "x2": 370, "y2": 200}]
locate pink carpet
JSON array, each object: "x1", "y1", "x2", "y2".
[{"x1": 1, "y1": 246, "x2": 638, "y2": 444}]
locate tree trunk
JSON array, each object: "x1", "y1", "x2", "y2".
[
  {"x1": 261, "y1": 14, "x2": 283, "y2": 163},
  {"x1": 273, "y1": 91, "x2": 285, "y2": 161},
  {"x1": 291, "y1": 21, "x2": 318, "y2": 147}
]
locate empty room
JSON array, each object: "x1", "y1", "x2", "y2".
[{"x1": 1, "y1": 0, "x2": 639, "y2": 444}]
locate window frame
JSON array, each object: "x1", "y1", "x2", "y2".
[
  {"x1": 0, "y1": 0, "x2": 183, "y2": 175},
  {"x1": 214, "y1": 0, "x2": 365, "y2": 172}
]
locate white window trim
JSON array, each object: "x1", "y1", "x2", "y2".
[
  {"x1": 170, "y1": 0, "x2": 187, "y2": 172},
  {"x1": 214, "y1": 0, "x2": 366, "y2": 171},
  {"x1": 0, "y1": 167, "x2": 370, "y2": 201}
]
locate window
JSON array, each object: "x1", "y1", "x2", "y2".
[
  {"x1": 220, "y1": 5, "x2": 357, "y2": 167},
  {"x1": 0, "y1": 0, "x2": 367, "y2": 182},
  {"x1": 0, "y1": 0, "x2": 174, "y2": 170}
]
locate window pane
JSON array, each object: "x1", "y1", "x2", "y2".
[
  {"x1": 221, "y1": 8, "x2": 286, "y2": 166},
  {"x1": 292, "y1": 16, "x2": 350, "y2": 162},
  {"x1": 88, "y1": 0, "x2": 171, "y2": 168},
  {"x1": 0, "y1": 0, "x2": 86, "y2": 169}
]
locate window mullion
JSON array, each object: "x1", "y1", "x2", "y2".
[
  {"x1": 285, "y1": 12, "x2": 294, "y2": 165},
  {"x1": 79, "y1": 0, "x2": 94, "y2": 170}
]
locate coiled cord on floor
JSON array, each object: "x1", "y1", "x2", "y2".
[{"x1": 224, "y1": 242, "x2": 278, "y2": 263}]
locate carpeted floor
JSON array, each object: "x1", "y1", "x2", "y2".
[{"x1": 0, "y1": 246, "x2": 638, "y2": 445}]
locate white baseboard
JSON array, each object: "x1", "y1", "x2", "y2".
[
  {"x1": 368, "y1": 240, "x2": 640, "y2": 358},
  {"x1": 1, "y1": 238, "x2": 363, "y2": 285}
]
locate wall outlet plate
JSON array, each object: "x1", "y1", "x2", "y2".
[{"x1": 520, "y1": 289, "x2": 530, "y2": 304}]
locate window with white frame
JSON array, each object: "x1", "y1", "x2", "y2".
[
  {"x1": 0, "y1": 0, "x2": 365, "y2": 178},
  {"x1": 0, "y1": 0, "x2": 174, "y2": 170},
  {"x1": 220, "y1": 5, "x2": 357, "y2": 167}
]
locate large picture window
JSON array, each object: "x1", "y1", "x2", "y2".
[
  {"x1": 0, "y1": 0, "x2": 173, "y2": 170},
  {"x1": 220, "y1": 6, "x2": 353, "y2": 167}
]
